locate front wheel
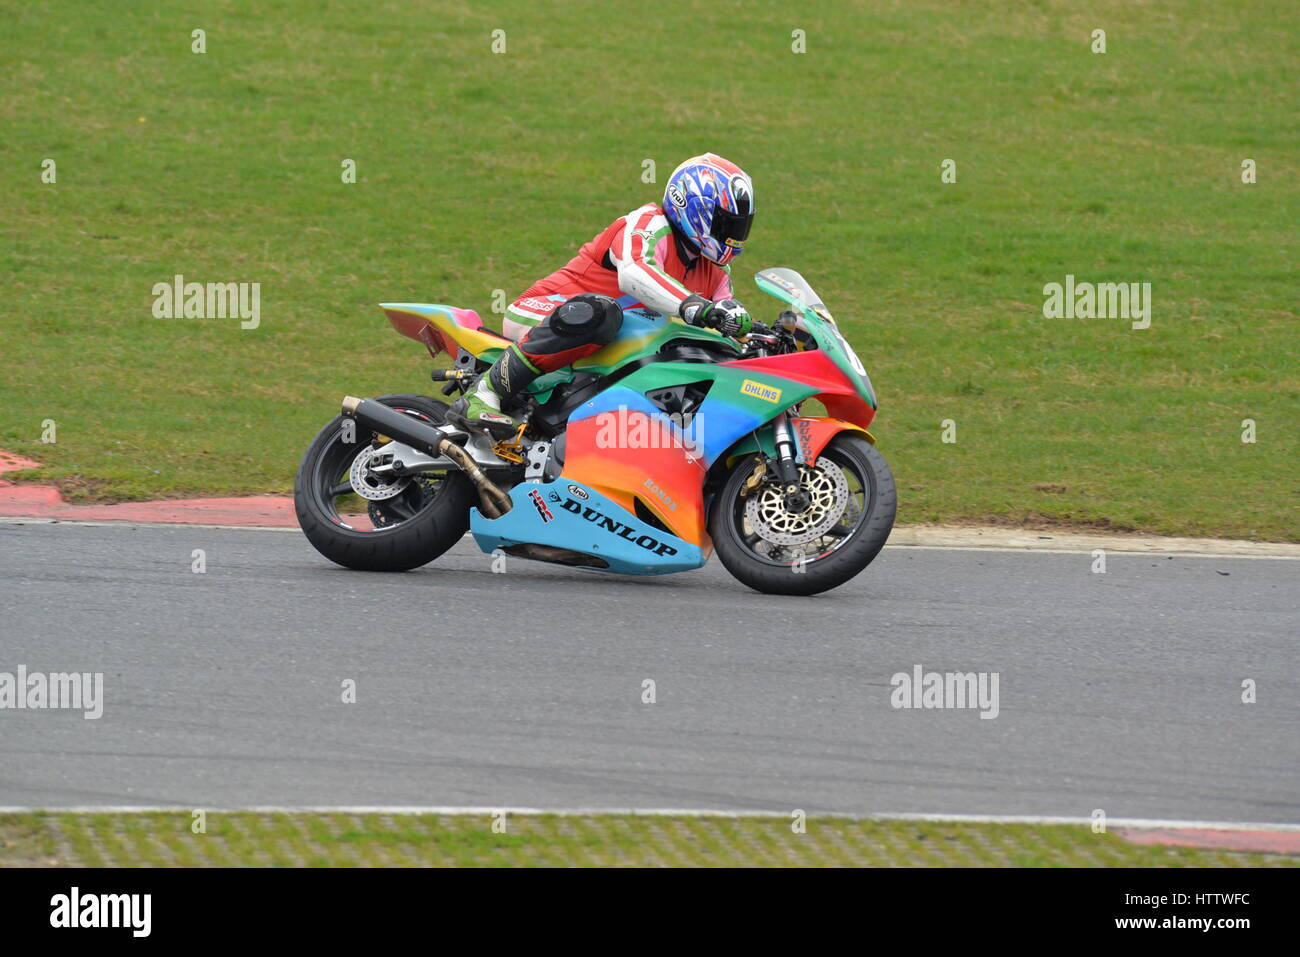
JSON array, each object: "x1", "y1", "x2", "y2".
[
  {"x1": 709, "y1": 433, "x2": 896, "y2": 596},
  {"x1": 294, "y1": 394, "x2": 476, "y2": 572}
]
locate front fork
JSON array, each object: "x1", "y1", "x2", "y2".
[{"x1": 770, "y1": 413, "x2": 811, "y2": 513}]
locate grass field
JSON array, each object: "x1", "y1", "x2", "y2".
[
  {"x1": 1, "y1": 1, "x2": 1296, "y2": 539},
  {"x1": 2, "y1": 812, "x2": 1295, "y2": 868}
]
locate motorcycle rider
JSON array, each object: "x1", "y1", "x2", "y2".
[{"x1": 449, "y1": 153, "x2": 757, "y2": 438}]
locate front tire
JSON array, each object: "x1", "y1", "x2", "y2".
[
  {"x1": 709, "y1": 433, "x2": 896, "y2": 596},
  {"x1": 294, "y1": 394, "x2": 476, "y2": 572}
]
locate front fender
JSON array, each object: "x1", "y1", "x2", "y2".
[{"x1": 725, "y1": 416, "x2": 876, "y2": 468}]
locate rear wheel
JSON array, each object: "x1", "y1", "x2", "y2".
[
  {"x1": 294, "y1": 394, "x2": 475, "y2": 571},
  {"x1": 709, "y1": 433, "x2": 896, "y2": 596}
]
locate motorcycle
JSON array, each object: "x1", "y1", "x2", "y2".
[{"x1": 294, "y1": 267, "x2": 896, "y2": 595}]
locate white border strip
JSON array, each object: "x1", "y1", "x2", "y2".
[{"x1": 1, "y1": 806, "x2": 1297, "y2": 832}]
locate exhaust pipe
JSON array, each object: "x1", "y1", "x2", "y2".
[
  {"x1": 342, "y1": 396, "x2": 513, "y2": 517},
  {"x1": 437, "y1": 440, "x2": 513, "y2": 519}
]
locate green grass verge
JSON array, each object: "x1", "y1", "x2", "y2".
[
  {"x1": 1, "y1": 1, "x2": 1296, "y2": 538},
  {"x1": 1, "y1": 812, "x2": 1295, "y2": 868}
]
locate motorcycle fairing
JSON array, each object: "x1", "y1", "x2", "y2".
[
  {"x1": 572, "y1": 300, "x2": 741, "y2": 374},
  {"x1": 382, "y1": 302, "x2": 510, "y2": 360},
  {"x1": 721, "y1": 349, "x2": 876, "y2": 429},
  {"x1": 469, "y1": 480, "x2": 704, "y2": 575},
  {"x1": 559, "y1": 362, "x2": 821, "y2": 546},
  {"x1": 383, "y1": 302, "x2": 584, "y2": 402},
  {"x1": 752, "y1": 268, "x2": 877, "y2": 413}
]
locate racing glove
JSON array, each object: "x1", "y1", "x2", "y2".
[{"x1": 679, "y1": 295, "x2": 753, "y2": 338}]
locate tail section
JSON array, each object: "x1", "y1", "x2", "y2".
[{"x1": 381, "y1": 303, "x2": 510, "y2": 361}]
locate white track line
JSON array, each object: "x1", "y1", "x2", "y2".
[
  {"x1": 2, "y1": 517, "x2": 1296, "y2": 559},
  {"x1": 1, "y1": 806, "x2": 1296, "y2": 831},
  {"x1": 0, "y1": 517, "x2": 298, "y2": 532},
  {"x1": 886, "y1": 545, "x2": 1300, "y2": 560}
]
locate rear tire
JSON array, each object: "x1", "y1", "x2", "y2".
[
  {"x1": 709, "y1": 433, "x2": 896, "y2": 596},
  {"x1": 294, "y1": 394, "x2": 476, "y2": 572}
]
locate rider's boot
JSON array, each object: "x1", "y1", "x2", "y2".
[
  {"x1": 447, "y1": 345, "x2": 540, "y2": 441},
  {"x1": 450, "y1": 295, "x2": 623, "y2": 441}
]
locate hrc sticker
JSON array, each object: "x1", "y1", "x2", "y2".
[
  {"x1": 741, "y1": 379, "x2": 782, "y2": 403},
  {"x1": 529, "y1": 489, "x2": 555, "y2": 522}
]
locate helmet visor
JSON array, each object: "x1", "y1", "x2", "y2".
[{"x1": 709, "y1": 207, "x2": 754, "y2": 251}]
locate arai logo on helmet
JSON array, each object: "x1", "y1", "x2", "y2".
[
  {"x1": 567, "y1": 484, "x2": 589, "y2": 500},
  {"x1": 666, "y1": 184, "x2": 687, "y2": 208}
]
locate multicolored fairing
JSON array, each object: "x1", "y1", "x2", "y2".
[
  {"x1": 470, "y1": 480, "x2": 704, "y2": 576},
  {"x1": 381, "y1": 302, "x2": 512, "y2": 363},
  {"x1": 389, "y1": 268, "x2": 878, "y2": 573},
  {"x1": 748, "y1": 267, "x2": 877, "y2": 419},
  {"x1": 572, "y1": 298, "x2": 742, "y2": 374}
]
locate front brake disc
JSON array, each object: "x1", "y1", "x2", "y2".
[{"x1": 744, "y1": 461, "x2": 849, "y2": 546}]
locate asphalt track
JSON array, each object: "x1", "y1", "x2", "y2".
[{"x1": 1, "y1": 520, "x2": 1296, "y2": 823}]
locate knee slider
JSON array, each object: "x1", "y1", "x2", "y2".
[{"x1": 552, "y1": 293, "x2": 623, "y2": 343}]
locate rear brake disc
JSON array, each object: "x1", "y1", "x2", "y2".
[{"x1": 348, "y1": 445, "x2": 411, "y2": 501}]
